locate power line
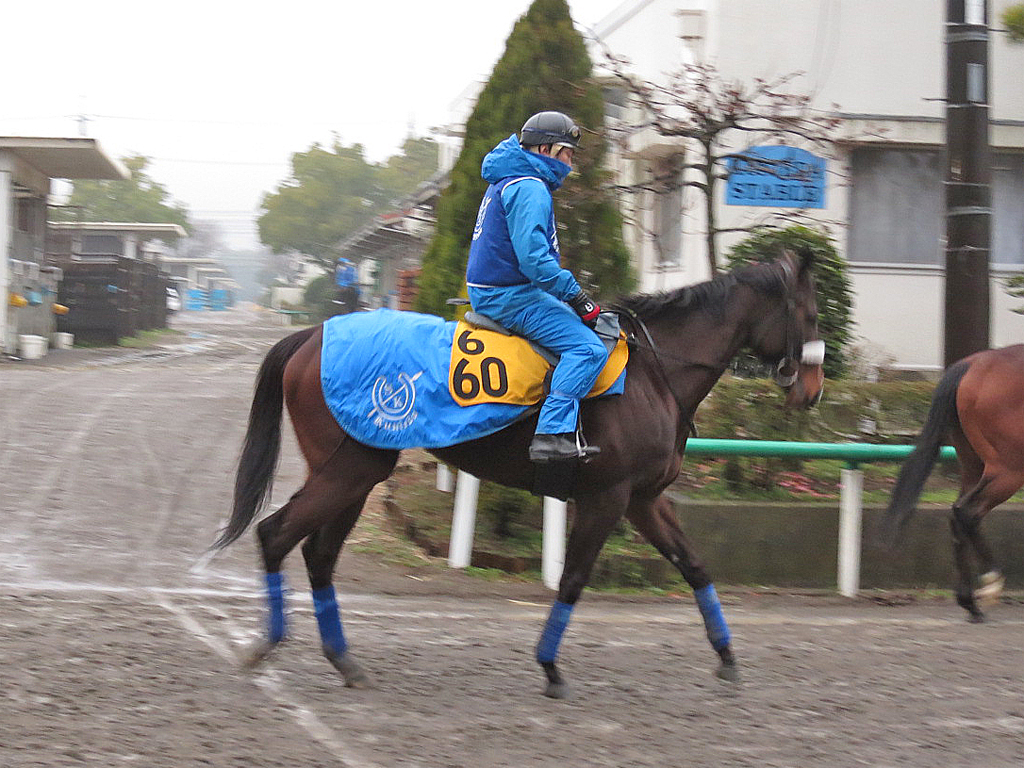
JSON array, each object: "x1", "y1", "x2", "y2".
[
  {"x1": 150, "y1": 156, "x2": 289, "y2": 167},
  {"x1": 89, "y1": 113, "x2": 404, "y2": 128}
]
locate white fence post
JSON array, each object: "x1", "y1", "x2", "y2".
[
  {"x1": 448, "y1": 471, "x2": 480, "y2": 569},
  {"x1": 542, "y1": 497, "x2": 567, "y2": 591},
  {"x1": 435, "y1": 463, "x2": 453, "y2": 492},
  {"x1": 837, "y1": 466, "x2": 864, "y2": 598}
]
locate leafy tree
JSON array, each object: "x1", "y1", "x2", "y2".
[
  {"x1": 51, "y1": 154, "x2": 190, "y2": 230},
  {"x1": 601, "y1": 56, "x2": 841, "y2": 275},
  {"x1": 258, "y1": 136, "x2": 438, "y2": 269},
  {"x1": 414, "y1": 0, "x2": 633, "y2": 317},
  {"x1": 1003, "y1": 3, "x2": 1024, "y2": 42},
  {"x1": 727, "y1": 225, "x2": 853, "y2": 379}
]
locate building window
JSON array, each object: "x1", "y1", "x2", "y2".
[
  {"x1": 80, "y1": 234, "x2": 124, "y2": 256},
  {"x1": 850, "y1": 147, "x2": 1024, "y2": 266},
  {"x1": 849, "y1": 147, "x2": 943, "y2": 264},
  {"x1": 654, "y1": 156, "x2": 683, "y2": 267},
  {"x1": 993, "y1": 153, "x2": 1024, "y2": 266}
]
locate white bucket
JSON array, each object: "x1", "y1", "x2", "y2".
[
  {"x1": 51, "y1": 332, "x2": 74, "y2": 350},
  {"x1": 18, "y1": 334, "x2": 48, "y2": 360}
]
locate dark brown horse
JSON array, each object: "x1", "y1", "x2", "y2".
[
  {"x1": 880, "y1": 344, "x2": 1024, "y2": 622},
  {"x1": 215, "y1": 248, "x2": 824, "y2": 698}
]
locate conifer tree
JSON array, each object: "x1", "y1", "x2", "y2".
[{"x1": 415, "y1": 0, "x2": 633, "y2": 317}]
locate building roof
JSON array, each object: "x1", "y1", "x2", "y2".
[
  {"x1": 0, "y1": 137, "x2": 128, "y2": 180},
  {"x1": 334, "y1": 173, "x2": 445, "y2": 260},
  {"x1": 48, "y1": 221, "x2": 187, "y2": 239}
]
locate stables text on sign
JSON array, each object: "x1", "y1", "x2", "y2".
[{"x1": 725, "y1": 145, "x2": 826, "y2": 208}]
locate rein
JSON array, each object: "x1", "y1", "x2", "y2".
[{"x1": 607, "y1": 303, "x2": 716, "y2": 437}]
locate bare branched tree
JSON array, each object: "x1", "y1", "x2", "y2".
[{"x1": 599, "y1": 50, "x2": 844, "y2": 274}]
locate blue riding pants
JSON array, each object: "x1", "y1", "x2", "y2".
[{"x1": 468, "y1": 283, "x2": 609, "y2": 435}]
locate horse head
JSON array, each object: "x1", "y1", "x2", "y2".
[{"x1": 749, "y1": 247, "x2": 825, "y2": 409}]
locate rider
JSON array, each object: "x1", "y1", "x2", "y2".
[{"x1": 465, "y1": 110, "x2": 607, "y2": 463}]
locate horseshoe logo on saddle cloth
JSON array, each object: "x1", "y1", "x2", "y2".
[
  {"x1": 448, "y1": 315, "x2": 629, "y2": 407},
  {"x1": 369, "y1": 370, "x2": 423, "y2": 431}
]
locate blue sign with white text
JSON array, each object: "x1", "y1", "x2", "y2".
[{"x1": 725, "y1": 145, "x2": 826, "y2": 208}]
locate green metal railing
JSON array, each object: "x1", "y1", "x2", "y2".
[
  {"x1": 446, "y1": 439, "x2": 959, "y2": 596},
  {"x1": 682, "y1": 438, "x2": 957, "y2": 596},
  {"x1": 685, "y1": 438, "x2": 956, "y2": 467}
]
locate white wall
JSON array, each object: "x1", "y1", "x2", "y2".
[{"x1": 593, "y1": 0, "x2": 1024, "y2": 369}]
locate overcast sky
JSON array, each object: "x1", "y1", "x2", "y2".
[{"x1": 3, "y1": 0, "x2": 626, "y2": 249}]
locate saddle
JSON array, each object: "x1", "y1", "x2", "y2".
[{"x1": 449, "y1": 311, "x2": 628, "y2": 407}]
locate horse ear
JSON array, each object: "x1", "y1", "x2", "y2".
[{"x1": 797, "y1": 245, "x2": 815, "y2": 271}]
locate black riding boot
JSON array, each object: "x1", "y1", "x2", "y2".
[{"x1": 528, "y1": 432, "x2": 600, "y2": 463}]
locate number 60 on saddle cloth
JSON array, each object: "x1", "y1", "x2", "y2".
[{"x1": 448, "y1": 318, "x2": 629, "y2": 407}]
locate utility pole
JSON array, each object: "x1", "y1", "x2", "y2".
[{"x1": 944, "y1": 0, "x2": 991, "y2": 366}]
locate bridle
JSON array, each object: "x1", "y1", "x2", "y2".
[
  {"x1": 769, "y1": 259, "x2": 825, "y2": 388},
  {"x1": 609, "y1": 260, "x2": 824, "y2": 397}
]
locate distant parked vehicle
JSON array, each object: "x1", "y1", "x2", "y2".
[{"x1": 166, "y1": 286, "x2": 182, "y2": 313}]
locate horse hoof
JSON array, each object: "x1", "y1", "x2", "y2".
[
  {"x1": 974, "y1": 571, "x2": 1004, "y2": 607},
  {"x1": 242, "y1": 639, "x2": 279, "y2": 669},
  {"x1": 716, "y1": 663, "x2": 740, "y2": 683},
  {"x1": 543, "y1": 681, "x2": 570, "y2": 699},
  {"x1": 966, "y1": 611, "x2": 986, "y2": 624},
  {"x1": 325, "y1": 649, "x2": 372, "y2": 688}
]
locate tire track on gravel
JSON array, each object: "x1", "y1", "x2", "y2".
[
  {"x1": 154, "y1": 595, "x2": 381, "y2": 768},
  {"x1": 1, "y1": 377, "x2": 145, "y2": 582},
  {"x1": 0, "y1": 370, "x2": 106, "y2": 479},
  {"x1": 123, "y1": 356, "x2": 255, "y2": 584}
]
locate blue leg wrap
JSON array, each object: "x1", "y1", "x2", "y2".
[
  {"x1": 311, "y1": 585, "x2": 347, "y2": 656},
  {"x1": 694, "y1": 584, "x2": 731, "y2": 651},
  {"x1": 265, "y1": 571, "x2": 287, "y2": 643},
  {"x1": 536, "y1": 600, "x2": 574, "y2": 664}
]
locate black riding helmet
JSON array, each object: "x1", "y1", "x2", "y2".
[{"x1": 520, "y1": 111, "x2": 581, "y2": 149}]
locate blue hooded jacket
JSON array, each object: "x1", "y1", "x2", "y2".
[{"x1": 465, "y1": 135, "x2": 582, "y2": 302}]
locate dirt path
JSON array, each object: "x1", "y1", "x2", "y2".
[{"x1": 2, "y1": 307, "x2": 1022, "y2": 768}]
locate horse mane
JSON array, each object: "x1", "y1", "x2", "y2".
[{"x1": 615, "y1": 261, "x2": 785, "y2": 321}]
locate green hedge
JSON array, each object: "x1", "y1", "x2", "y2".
[{"x1": 695, "y1": 376, "x2": 935, "y2": 443}]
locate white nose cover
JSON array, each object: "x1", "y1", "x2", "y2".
[{"x1": 801, "y1": 340, "x2": 826, "y2": 365}]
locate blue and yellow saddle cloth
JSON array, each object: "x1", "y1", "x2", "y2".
[{"x1": 320, "y1": 308, "x2": 627, "y2": 450}]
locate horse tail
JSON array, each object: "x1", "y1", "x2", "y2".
[
  {"x1": 877, "y1": 358, "x2": 970, "y2": 546},
  {"x1": 214, "y1": 326, "x2": 319, "y2": 550}
]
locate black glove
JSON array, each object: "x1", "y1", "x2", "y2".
[{"x1": 568, "y1": 290, "x2": 601, "y2": 328}]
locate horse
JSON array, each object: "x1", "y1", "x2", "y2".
[
  {"x1": 879, "y1": 344, "x2": 1024, "y2": 622},
  {"x1": 214, "y1": 247, "x2": 824, "y2": 698}
]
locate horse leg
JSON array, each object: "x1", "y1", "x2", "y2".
[
  {"x1": 300, "y1": 492, "x2": 375, "y2": 687},
  {"x1": 626, "y1": 494, "x2": 737, "y2": 682},
  {"x1": 536, "y1": 483, "x2": 630, "y2": 699},
  {"x1": 950, "y1": 449, "x2": 986, "y2": 622},
  {"x1": 955, "y1": 469, "x2": 1022, "y2": 619},
  {"x1": 246, "y1": 441, "x2": 398, "y2": 668}
]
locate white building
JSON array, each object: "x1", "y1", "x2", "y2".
[{"x1": 591, "y1": 0, "x2": 1024, "y2": 371}]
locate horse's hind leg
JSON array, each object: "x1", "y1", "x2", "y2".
[
  {"x1": 953, "y1": 466, "x2": 1022, "y2": 621},
  {"x1": 950, "y1": 448, "x2": 986, "y2": 622},
  {"x1": 301, "y1": 492, "x2": 375, "y2": 687},
  {"x1": 247, "y1": 440, "x2": 398, "y2": 667},
  {"x1": 626, "y1": 493, "x2": 737, "y2": 682}
]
